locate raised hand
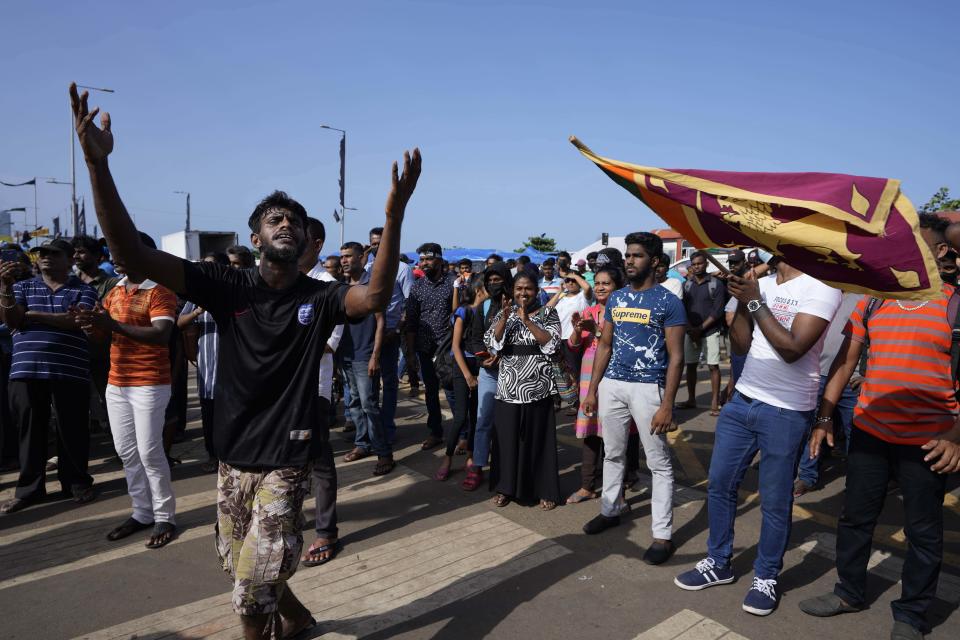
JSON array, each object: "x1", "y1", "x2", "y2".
[
  {"x1": 70, "y1": 83, "x2": 113, "y2": 163},
  {"x1": 0, "y1": 262, "x2": 18, "y2": 288},
  {"x1": 385, "y1": 148, "x2": 422, "y2": 221},
  {"x1": 500, "y1": 295, "x2": 513, "y2": 317}
]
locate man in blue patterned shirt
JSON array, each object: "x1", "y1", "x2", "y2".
[
  {"x1": 581, "y1": 232, "x2": 686, "y2": 565},
  {"x1": 0, "y1": 239, "x2": 99, "y2": 514}
]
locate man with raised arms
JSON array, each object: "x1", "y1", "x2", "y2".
[{"x1": 70, "y1": 83, "x2": 421, "y2": 640}]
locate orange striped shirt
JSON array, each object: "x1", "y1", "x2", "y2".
[
  {"x1": 845, "y1": 284, "x2": 958, "y2": 445},
  {"x1": 103, "y1": 280, "x2": 177, "y2": 387}
]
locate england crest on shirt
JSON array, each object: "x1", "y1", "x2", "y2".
[{"x1": 297, "y1": 303, "x2": 314, "y2": 325}]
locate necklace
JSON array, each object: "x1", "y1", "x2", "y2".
[{"x1": 896, "y1": 300, "x2": 929, "y2": 311}]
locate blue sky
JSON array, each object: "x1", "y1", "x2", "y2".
[{"x1": 2, "y1": 0, "x2": 957, "y2": 255}]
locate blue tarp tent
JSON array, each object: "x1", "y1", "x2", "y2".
[{"x1": 400, "y1": 246, "x2": 556, "y2": 265}]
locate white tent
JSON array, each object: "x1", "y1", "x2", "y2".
[{"x1": 571, "y1": 236, "x2": 627, "y2": 264}]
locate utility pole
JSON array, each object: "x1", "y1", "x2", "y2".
[{"x1": 175, "y1": 191, "x2": 191, "y2": 231}]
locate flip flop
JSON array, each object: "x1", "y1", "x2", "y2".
[
  {"x1": 107, "y1": 517, "x2": 154, "y2": 541},
  {"x1": 343, "y1": 448, "x2": 370, "y2": 462},
  {"x1": 373, "y1": 458, "x2": 396, "y2": 476},
  {"x1": 421, "y1": 436, "x2": 442, "y2": 451},
  {"x1": 145, "y1": 522, "x2": 177, "y2": 549},
  {"x1": 302, "y1": 540, "x2": 342, "y2": 567},
  {"x1": 566, "y1": 490, "x2": 598, "y2": 504},
  {"x1": 72, "y1": 486, "x2": 97, "y2": 504}
]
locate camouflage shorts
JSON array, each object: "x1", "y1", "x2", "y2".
[{"x1": 215, "y1": 462, "x2": 312, "y2": 616}]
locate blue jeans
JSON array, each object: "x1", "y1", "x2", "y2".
[
  {"x1": 343, "y1": 359, "x2": 390, "y2": 457},
  {"x1": 707, "y1": 391, "x2": 812, "y2": 578},
  {"x1": 379, "y1": 336, "x2": 401, "y2": 444},
  {"x1": 797, "y1": 375, "x2": 857, "y2": 486},
  {"x1": 473, "y1": 367, "x2": 498, "y2": 468}
]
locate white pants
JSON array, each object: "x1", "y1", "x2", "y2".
[
  {"x1": 598, "y1": 378, "x2": 674, "y2": 539},
  {"x1": 107, "y1": 384, "x2": 176, "y2": 525}
]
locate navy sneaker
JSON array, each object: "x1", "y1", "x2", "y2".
[
  {"x1": 742, "y1": 577, "x2": 779, "y2": 616},
  {"x1": 674, "y1": 557, "x2": 735, "y2": 591}
]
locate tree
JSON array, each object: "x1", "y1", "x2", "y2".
[
  {"x1": 920, "y1": 187, "x2": 960, "y2": 214},
  {"x1": 515, "y1": 234, "x2": 557, "y2": 253}
]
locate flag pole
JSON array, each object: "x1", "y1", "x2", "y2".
[{"x1": 703, "y1": 252, "x2": 731, "y2": 276}]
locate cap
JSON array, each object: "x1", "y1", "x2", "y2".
[
  {"x1": 727, "y1": 250, "x2": 746, "y2": 263},
  {"x1": 576, "y1": 259, "x2": 586, "y2": 267},
  {"x1": 29, "y1": 239, "x2": 73, "y2": 256}
]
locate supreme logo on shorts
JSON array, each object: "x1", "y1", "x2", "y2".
[{"x1": 289, "y1": 429, "x2": 312, "y2": 441}]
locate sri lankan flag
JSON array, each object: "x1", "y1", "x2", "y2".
[{"x1": 571, "y1": 137, "x2": 940, "y2": 301}]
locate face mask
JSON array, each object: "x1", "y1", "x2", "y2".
[{"x1": 486, "y1": 282, "x2": 504, "y2": 299}]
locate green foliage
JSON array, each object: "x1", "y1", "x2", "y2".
[
  {"x1": 920, "y1": 187, "x2": 960, "y2": 214},
  {"x1": 515, "y1": 235, "x2": 557, "y2": 253}
]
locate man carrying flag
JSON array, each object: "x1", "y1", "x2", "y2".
[{"x1": 673, "y1": 256, "x2": 840, "y2": 615}]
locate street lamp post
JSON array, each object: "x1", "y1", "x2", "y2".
[
  {"x1": 71, "y1": 85, "x2": 114, "y2": 236},
  {"x1": 174, "y1": 191, "x2": 191, "y2": 231},
  {"x1": 320, "y1": 125, "x2": 347, "y2": 245}
]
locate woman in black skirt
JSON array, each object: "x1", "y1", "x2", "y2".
[{"x1": 484, "y1": 272, "x2": 562, "y2": 510}]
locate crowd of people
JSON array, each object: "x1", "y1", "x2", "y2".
[{"x1": 0, "y1": 84, "x2": 956, "y2": 640}]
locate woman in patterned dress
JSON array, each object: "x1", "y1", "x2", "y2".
[
  {"x1": 484, "y1": 272, "x2": 562, "y2": 510},
  {"x1": 566, "y1": 266, "x2": 622, "y2": 503}
]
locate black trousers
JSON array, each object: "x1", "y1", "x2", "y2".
[
  {"x1": 834, "y1": 427, "x2": 947, "y2": 633},
  {"x1": 10, "y1": 378, "x2": 93, "y2": 499},
  {"x1": 490, "y1": 396, "x2": 561, "y2": 504},
  {"x1": 200, "y1": 397, "x2": 216, "y2": 459},
  {"x1": 580, "y1": 432, "x2": 641, "y2": 491},
  {"x1": 445, "y1": 359, "x2": 480, "y2": 457},
  {"x1": 313, "y1": 396, "x2": 338, "y2": 539},
  {"x1": 0, "y1": 353, "x2": 15, "y2": 462},
  {"x1": 417, "y1": 351, "x2": 443, "y2": 438}
]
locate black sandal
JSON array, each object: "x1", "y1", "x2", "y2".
[
  {"x1": 302, "y1": 539, "x2": 342, "y2": 567},
  {"x1": 373, "y1": 457, "x2": 396, "y2": 476},
  {"x1": 145, "y1": 522, "x2": 177, "y2": 549},
  {"x1": 107, "y1": 517, "x2": 154, "y2": 541}
]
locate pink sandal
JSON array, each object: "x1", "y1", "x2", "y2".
[{"x1": 461, "y1": 466, "x2": 483, "y2": 491}]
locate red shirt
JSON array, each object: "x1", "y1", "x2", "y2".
[{"x1": 845, "y1": 284, "x2": 958, "y2": 445}]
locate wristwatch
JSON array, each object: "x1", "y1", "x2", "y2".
[{"x1": 746, "y1": 299, "x2": 764, "y2": 313}]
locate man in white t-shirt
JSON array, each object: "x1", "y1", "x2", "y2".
[
  {"x1": 674, "y1": 258, "x2": 840, "y2": 617},
  {"x1": 656, "y1": 254, "x2": 683, "y2": 300},
  {"x1": 298, "y1": 218, "x2": 344, "y2": 567}
]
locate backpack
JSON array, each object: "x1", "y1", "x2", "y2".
[
  {"x1": 859, "y1": 292, "x2": 960, "y2": 398},
  {"x1": 435, "y1": 306, "x2": 476, "y2": 389},
  {"x1": 467, "y1": 298, "x2": 495, "y2": 355},
  {"x1": 683, "y1": 276, "x2": 719, "y2": 298},
  {"x1": 683, "y1": 275, "x2": 727, "y2": 334}
]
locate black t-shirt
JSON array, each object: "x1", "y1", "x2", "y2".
[{"x1": 181, "y1": 260, "x2": 348, "y2": 469}]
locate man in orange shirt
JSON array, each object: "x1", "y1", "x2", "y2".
[
  {"x1": 78, "y1": 233, "x2": 179, "y2": 549},
  {"x1": 801, "y1": 214, "x2": 960, "y2": 640}
]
